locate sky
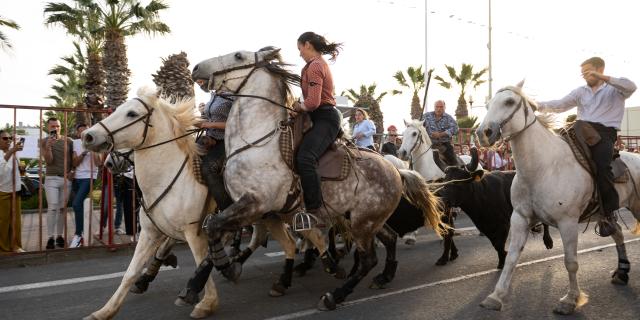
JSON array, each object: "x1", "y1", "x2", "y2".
[{"x1": 1, "y1": 0, "x2": 639, "y2": 132}]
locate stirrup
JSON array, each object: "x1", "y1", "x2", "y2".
[{"x1": 293, "y1": 210, "x2": 319, "y2": 232}]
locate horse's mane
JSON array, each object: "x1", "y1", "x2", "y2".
[
  {"x1": 501, "y1": 85, "x2": 561, "y2": 132},
  {"x1": 406, "y1": 119, "x2": 433, "y2": 145},
  {"x1": 136, "y1": 86, "x2": 203, "y2": 162},
  {"x1": 263, "y1": 59, "x2": 301, "y2": 108}
]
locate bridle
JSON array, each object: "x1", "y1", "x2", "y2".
[
  {"x1": 97, "y1": 98, "x2": 154, "y2": 150},
  {"x1": 495, "y1": 88, "x2": 538, "y2": 142},
  {"x1": 406, "y1": 127, "x2": 433, "y2": 169}
]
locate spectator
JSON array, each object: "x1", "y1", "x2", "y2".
[
  {"x1": 381, "y1": 125, "x2": 399, "y2": 156},
  {"x1": 70, "y1": 124, "x2": 101, "y2": 247},
  {"x1": 423, "y1": 100, "x2": 460, "y2": 166},
  {"x1": 453, "y1": 144, "x2": 462, "y2": 155},
  {"x1": 461, "y1": 144, "x2": 471, "y2": 156},
  {"x1": 0, "y1": 130, "x2": 24, "y2": 253},
  {"x1": 39, "y1": 118, "x2": 74, "y2": 249},
  {"x1": 352, "y1": 108, "x2": 376, "y2": 149}
]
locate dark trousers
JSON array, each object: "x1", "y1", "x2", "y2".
[
  {"x1": 296, "y1": 106, "x2": 341, "y2": 210},
  {"x1": 588, "y1": 122, "x2": 619, "y2": 215},
  {"x1": 433, "y1": 141, "x2": 460, "y2": 166},
  {"x1": 201, "y1": 138, "x2": 232, "y2": 211},
  {"x1": 120, "y1": 177, "x2": 141, "y2": 235}
]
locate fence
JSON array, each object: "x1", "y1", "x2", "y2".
[{"x1": 1, "y1": 104, "x2": 139, "y2": 257}]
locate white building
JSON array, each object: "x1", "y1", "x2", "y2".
[{"x1": 621, "y1": 106, "x2": 640, "y2": 136}]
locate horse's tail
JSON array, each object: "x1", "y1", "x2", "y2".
[{"x1": 398, "y1": 169, "x2": 447, "y2": 237}]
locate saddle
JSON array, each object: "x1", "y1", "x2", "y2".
[
  {"x1": 559, "y1": 121, "x2": 629, "y2": 222},
  {"x1": 277, "y1": 113, "x2": 377, "y2": 214}
]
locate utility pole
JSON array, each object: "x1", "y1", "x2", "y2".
[
  {"x1": 487, "y1": 0, "x2": 493, "y2": 103},
  {"x1": 424, "y1": 0, "x2": 428, "y2": 112}
]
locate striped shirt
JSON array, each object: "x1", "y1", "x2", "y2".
[
  {"x1": 422, "y1": 111, "x2": 458, "y2": 143},
  {"x1": 538, "y1": 77, "x2": 636, "y2": 129},
  {"x1": 301, "y1": 56, "x2": 335, "y2": 111}
]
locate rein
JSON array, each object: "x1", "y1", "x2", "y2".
[
  {"x1": 407, "y1": 129, "x2": 433, "y2": 170},
  {"x1": 98, "y1": 98, "x2": 154, "y2": 150},
  {"x1": 496, "y1": 88, "x2": 538, "y2": 142}
]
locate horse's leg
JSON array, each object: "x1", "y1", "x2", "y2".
[
  {"x1": 264, "y1": 219, "x2": 297, "y2": 297},
  {"x1": 370, "y1": 224, "x2": 398, "y2": 289},
  {"x1": 487, "y1": 231, "x2": 508, "y2": 270},
  {"x1": 233, "y1": 223, "x2": 267, "y2": 265},
  {"x1": 480, "y1": 212, "x2": 530, "y2": 311},
  {"x1": 542, "y1": 224, "x2": 554, "y2": 249},
  {"x1": 318, "y1": 235, "x2": 378, "y2": 311},
  {"x1": 448, "y1": 216, "x2": 459, "y2": 261},
  {"x1": 437, "y1": 212, "x2": 454, "y2": 265},
  {"x1": 184, "y1": 225, "x2": 220, "y2": 319},
  {"x1": 229, "y1": 228, "x2": 243, "y2": 258},
  {"x1": 84, "y1": 228, "x2": 162, "y2": 320},
  {"x1": 131, "y1": 237, "x2": 177, "y2": 294},
  {"x1": 299, "y1": 227, "x2": 346, "y2": 279},
  {"x1": 553, "y1": 220, "x2": 587, "y2": 315},
  {"x1": 610, "y1": 228, "x2": 630, "y2": 285}
]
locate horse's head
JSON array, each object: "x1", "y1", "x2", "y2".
[
  {"x1": 83, "y1": 87, "x2": 161, "y2": 152},
  {"x1": 398, "y1": 119, "x2": 432, "y2": 160},
  {"x1": 476, "y1": 80, "x2": 537, "y2": 147},
  {"x1": 192, "y1": 48, "x2": 282, "y2": 93},
  {"x1": 104, "y1": 150, "x2": 134, "y2": 175}
]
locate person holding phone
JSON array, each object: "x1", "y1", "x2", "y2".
[
  {"x1": 0, "y1": 129, "x2": 25, "y2": 252},
  {"x1": 39, "y1": 118, "x2": 74, "y2": 249},
  {"x1": 70, "y1": 124, "x2": 101, "y2": 247}
]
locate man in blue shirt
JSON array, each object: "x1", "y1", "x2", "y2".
[
  {"x1": 538, "y1": 57, "x2": 637, "y2": 237},
  {"x1": 423, "y1": 100, "x2": 460, "y2": 166}
]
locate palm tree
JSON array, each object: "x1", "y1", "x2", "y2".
[
  {"x1": 342, "y1": 84, "x2": 387, "y2": 141},
  {"x1": 47, "y1": 42, "x2": 87, "y2": 125},
  {"x1": 392, "y1": 66, "x2": 425, "y2": 120},
  {"x1": 434, "y1": 63, "x2": 487, "y2": 119},
  {"x1": 0, "y1": 15, "x2": 20, "y2": 52},
  {"x1": 98, "y1": 0, "x2": 170, "y2": 109},
  {"x1": 45, "y1": 0, "x2": 106, "y2": 123}
]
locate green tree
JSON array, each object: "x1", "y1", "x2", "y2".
[
  {"x1": 46, "y1": 42, "x2": 86, "y2": 126},
  {"x1": 392, "y1": 66, "x2": 426, "y2": 120},
  {"x1": 342, "y1": 83, "x2": 387, "y2": 140},
  {"x1": 0, "y1": 15, "x2": 20, "y2": 52},
  {"x1": 45, "y1": 0, "x2": 106, "y2": 123},
  {"x1": 434, "y1": 63, "x2": 487, "y2": 119}
]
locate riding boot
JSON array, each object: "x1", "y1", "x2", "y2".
[{"x1": 597, "y1": 209, "x2": 621, "y2": 237}]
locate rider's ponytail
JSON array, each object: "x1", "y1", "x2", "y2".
[{"x1": 297, "y1": 32, "x2": 343, "y2": 62}]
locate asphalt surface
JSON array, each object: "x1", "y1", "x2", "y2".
[{"x1": 1, "y1": 212, "x2": 640, "y2": 320}]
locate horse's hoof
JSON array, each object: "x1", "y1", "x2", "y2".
[
  {"x1": 333, "y1": 266, "x2": 347, "y2": 279},
  {"x1": 611, "y1": 270, "x2": 629, "y2": 285},
  {"x1": 479, "y1": 295, "x2": 502, "y2": 311},
  {"x1": 553, "y1": 302, "x2": 576, "y2": 315},
  {"x1": 221, "y1": 262, "x2": 243, "y2": 283},
  {"x1": 449, "y1": 251, "x2": 459, "y2": 261},
  {"x1": 369, "y1": 274, "x2": 389, "y2": 289},
  {"x1": 163, "y1": 253, "x2": 178, "y2": 268},
  {"x1": 435, "y1": 258, "x2": 448, "y2": 266},
  {"x1": 190, "y1": 307, "x2": 214, "y2": 319},
  {"x1": 130, "y1": 281, "x2": 148, "y2": 294},
  {"x1": 317, "y1": 292, "x2": 336, "y2": 311},
  {"x1": 269, "y1": 282, "x2": 287, "y2": 297}
]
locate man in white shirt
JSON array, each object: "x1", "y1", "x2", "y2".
[
  {"x1": 537, "y1": 57, "x2": 637, "y2": 237},
  {"x1": 0, "y1": 129, "x2": 24, "y2": 252},
  {"x1": 70, "y1": 124, "x2": 101, "y2": 247}
]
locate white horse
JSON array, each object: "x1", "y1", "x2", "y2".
[
  {"x1": 476, "y1": 82, "x2": 640, "y2": 314},
  {"x1": 397, "y1": 120, "x2": 481, "y2": 181},
  {"x1": 82, "y1": 88, "x2": 219, "y2": 319}
]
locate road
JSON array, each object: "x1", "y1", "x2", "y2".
[{"x1": 1, "y1": 212, "x2": 640, "y2": 320}]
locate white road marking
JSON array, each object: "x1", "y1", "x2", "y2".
[
  {"x1": 265, "y1": 251, "x2": 286, "y2": 257},
  {"x1": 265, "y1": 237, "x2": 640, "y2": 320},
  {"x1": 0, "y1": 265, "x2": 179, "y2": 294}
]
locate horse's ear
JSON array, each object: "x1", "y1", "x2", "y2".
[
  {"x1": 260, "y1": 47, "x2": 281, "y2": 61},
  {"x1": 403, "y1": 119, "x2": 409, "y2": 126},
  {"x1": 516, "y1": 79, "x2": 526, "y2": 89}
]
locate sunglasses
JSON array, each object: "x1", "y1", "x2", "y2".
[{"x1": 1, "y1": 137, "x2": 13, "y2": 141}]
